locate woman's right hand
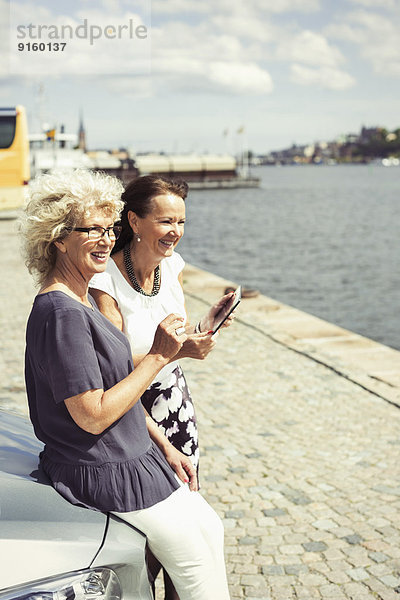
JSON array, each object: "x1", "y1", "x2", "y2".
[{"x1": 149, "y1": 314, "x2": 187, "y2": 362}]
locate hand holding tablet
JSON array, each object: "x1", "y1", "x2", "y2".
[{"x1": 211, "y1": 285, "x2": 241, "y2": 334}]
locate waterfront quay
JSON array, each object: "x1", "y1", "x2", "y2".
[{"x1": 1, "y1": 216, "x2": 400, "y2": 600}]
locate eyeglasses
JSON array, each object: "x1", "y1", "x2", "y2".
[{"x1": 70, "y1": 225, "x2": 122, "y2": 241}]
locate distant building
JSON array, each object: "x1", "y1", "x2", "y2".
[
  {"x1": 78, "y1": 111, "x2": 86, "y2": 152},
  {"x1": 360, "y1": 126, "x2": 382, "y2": 144}
]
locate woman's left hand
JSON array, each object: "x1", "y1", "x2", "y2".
[
  {"x1": 179, "y1": 331, "x2": 217, "y2": 360},
  {"x1": 200, "y1": 291, "x2": 237, "y2": 333},
  {"x1": 164, "y1": 445, "x2": 198, "y2": 492}
]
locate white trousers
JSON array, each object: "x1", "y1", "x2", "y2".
[{"x1": 113, "y1": 484, "x2": 230, "y2": 600}]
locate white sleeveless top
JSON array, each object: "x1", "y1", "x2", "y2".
[{"x1": 89, "y1": 251, "x2": 186, "y2": 383}]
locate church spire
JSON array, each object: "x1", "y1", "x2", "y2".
[{"x1": 78, "y1": 109, "x2": 86, "y2": 151}]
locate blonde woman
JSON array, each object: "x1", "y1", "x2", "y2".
[{"x1": 20, "y1": 169, "x2": 230, "y2": 600}]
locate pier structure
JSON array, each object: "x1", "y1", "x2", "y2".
[{"x1": 1, "y1": 217, "x2": 399, "y2": 600}]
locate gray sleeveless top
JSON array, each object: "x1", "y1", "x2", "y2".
[{"x1": 25, "y1": 291, "x2": 179, "y2": 512}]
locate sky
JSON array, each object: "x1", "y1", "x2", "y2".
[{"x1": 1, "y1": 0, "x2": 399, "y2": 154}]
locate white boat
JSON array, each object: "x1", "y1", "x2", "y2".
[
  {"x1": 29, "y1": 132, "x2": 94, "y2": 177},
  {"x1": 133, "y1": 153, "x2": 260, "y2": 189},
  {"x1": 29, "y1": 127, "x2": 260, "y2": 189}
]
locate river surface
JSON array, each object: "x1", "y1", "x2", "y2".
[{"x1": 179, "y1": 164, "x2": 400, "y2": 350}]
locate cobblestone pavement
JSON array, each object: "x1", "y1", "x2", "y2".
[{"x1": 1, "y1": 218, "x2": 400, "y2": 600}]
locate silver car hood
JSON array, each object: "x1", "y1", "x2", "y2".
[{"x1": 0, "y1": 409, "x2": 107, "y2": 589}]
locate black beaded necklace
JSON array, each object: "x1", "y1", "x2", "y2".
[{"x1": 123, "y1": 243, "x2": 160, "y2": 297}]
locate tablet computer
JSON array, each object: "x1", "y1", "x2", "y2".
[{"x1": 212, "y1": 285, "x2": 241, "y2": 334}]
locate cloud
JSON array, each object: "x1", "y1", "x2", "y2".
[
  {"x1": 152, "y1": 21, "x2": 244, "y2": 61},
  {"x1": 8, "y1": 2, "x2": 151, "y2": 77},
  {"x1": 150, "y1": 56, "x2": 273, "y2": 95},
  {"x1": 276, "y1": 30, "x2": 345, "y2": 67},
  {"x1": 100, "y1": 0, "x2": 122, "y2": 11},
  {"x1": 5, "y1": 0, "x2": 389, "y2": 100},
  {"x1": 275, "y1": 29, "x2": 356, "y2": 90},
  {"x1": 327, "y1": 9, "x2": 400, "y2": 77},
  {"x1": 149, "y1": 17, "x2": 353, "y2": 95},
  {"x1": 150, "y1": 21, "x2": 274, "y2": 95},
  {"x1": 290, "y1": 63, "x2": 356, "y2": 89},
  {"x1": 347, "y1": 0, "x2": 396, "y2": 8},
  {"x1": 206, "y1": 10, "x2": 357, "y2": 93},
  {"x1": 0, "y1": 0, "x2": 9, "y2": 77},
  {"x1": 211, "y1": 13, "x2": 282, "y2": 45},
  {"x1": 249, "y1": 0, "x2": 320, "y2": 12},
  {"x1": 152, "y1": 0, "x2": 320, "y2": 15},
  {"x1": 5, "y1": 1, "x2": 275, "y2": 95},
  {"x1": 151, "y1": 0, "x2": 209, "y2": 14},
  {"x1": 208, "y1": 61, "x2": 273, "y2": 94}
]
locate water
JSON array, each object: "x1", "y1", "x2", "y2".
[{"x1": 179, "y1": 164, "x2": 400, "y2": 350}]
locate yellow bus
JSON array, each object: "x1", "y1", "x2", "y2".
[{"x1": 0, "y1": 105, "x2": 30, "y2": 210}]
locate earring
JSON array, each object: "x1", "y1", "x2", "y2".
[{"x1": 136, "y1": 233, "x2": 141, "y2": 242}]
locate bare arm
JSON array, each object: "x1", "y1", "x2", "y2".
[
  {"x1": 172, "y1": 271, "x2": 218, "y2": 360},
  {"x1": 91, "y1": 278, "x2": 218, "y2": 365},
  {"x1": 144, "y1": 408, "x2": 198, "y2": 491},
  {"x1": 90, "y1": 288, "x2": 148, "y2": 366},
  {"x1": 91, "y1": 284, "x2": 214, "y2": 364},
  {"x1": 177, "y1": 271, "x2": 236, "y2": 334},
  {"x1": 177, "y1": 271, "x2": 196, "y2": 333},
  {"x1": 90, "y1": 288, "x2": 124, "y2": 331},
  {"x1": 65, "y1": 314, "x2": 186, "y2": 435}
]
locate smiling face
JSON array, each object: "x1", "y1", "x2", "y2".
[
  {"x1": 56, "y1": 208, "x2": 116, "y2": 281},
  {"x1": 129, "y1": 193, "x2": 186, "y2": 262}
]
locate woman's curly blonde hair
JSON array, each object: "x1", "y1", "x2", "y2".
[{"x1": 19, "y1": 169, "x2": 125, "y2": 286}]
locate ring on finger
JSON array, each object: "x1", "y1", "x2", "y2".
[{"x1": 175, "y1": 326, "x2": 185, "y2": 336}]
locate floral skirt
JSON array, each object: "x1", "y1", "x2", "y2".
[{"x1": 140, "y1": 365, "x2": 199, "y2": 469}]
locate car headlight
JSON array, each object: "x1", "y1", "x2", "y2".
[{"x1": 0, "y1": 568, "x2": 121, "y2": 600}]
